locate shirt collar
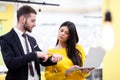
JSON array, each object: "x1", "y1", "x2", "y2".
[{"x1": 14, "y1": 27, "x2": 24, "y2": 36}]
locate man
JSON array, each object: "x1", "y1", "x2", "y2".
[{"x1": 0, "y1": 5, "x2": 62, "y2": 80}]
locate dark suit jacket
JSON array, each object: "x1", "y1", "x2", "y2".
[{"x1": 0, "y1": 29, "x2": 56, "y2": 80}]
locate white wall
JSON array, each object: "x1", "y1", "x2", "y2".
[
  {"x1": 0, "y1": 0, "x2": 102, "y2": 54},
  {"x1": 31, "y1": 11, "x2": 102, "y2": 54}
]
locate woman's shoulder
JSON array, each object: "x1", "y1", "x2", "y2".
[
  {"x1": 76, "y1": 44, "x2": 85, "y2": 54},
  {"x1": 47, "y1": 47, "x2": 55, "y2": 52},
  {"x1": 47, "y1": 47, "x2": 65, "y2": 53},
  {"x1": 76, "y1": 44, "x2": 83, "y2": 49}
]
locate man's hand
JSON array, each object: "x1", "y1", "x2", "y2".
[
  {"x1": 51, "y1": 54, "x2": 63, "y2": 63},
  {"x1": 36, "y1": 51, "x2": 48, "y2": 62}
]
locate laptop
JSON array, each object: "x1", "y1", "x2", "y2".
[
  {"x1": 81, "y1": 46, "x2": 105, "y2": 69},
  {"x1": 65, "y1": 47, "x2": 105, "y2": 73}
]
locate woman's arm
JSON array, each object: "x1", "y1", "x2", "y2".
[{"x1": 45, "y1": 66, "x2": 67, "y2": 80}]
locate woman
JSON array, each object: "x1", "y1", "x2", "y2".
[{"x1": 45, "y1": 21, "x2": 93, "y2": 80}]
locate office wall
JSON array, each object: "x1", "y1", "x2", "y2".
[
  {"x1": 103, "y1": 0, "x2": 120, "y2": 80},
  {"x1": 0, "y1": 3, "x2": 14, "y2": 65},
  {"x1": 0, "y1": 3, "x2": 14, "y2": 35}
]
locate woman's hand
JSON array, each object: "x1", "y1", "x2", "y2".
[
  {"x1": 81, "y1": 67, "x2": 95, "y2": 74},
  {"x1": 36, "y1": 52, "x2": 63, "y2": 62},
  {"x1": 51, "y1": 54, "x2": 63, "y2": 63},
  {"x1": 65, "y1": 65, "x2": 81, "y2": 76}
]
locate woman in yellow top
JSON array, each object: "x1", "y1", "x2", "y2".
[{"x1": 45, "y1": 21, "x2": 94, "y2": 80}]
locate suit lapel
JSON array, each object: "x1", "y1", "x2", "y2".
[
  {"x1": 10, "y1": 29, "x2": 25, "y2": 55},
  {"x1": 28, "y1": 36, "x2": 34, "y2": 52}
]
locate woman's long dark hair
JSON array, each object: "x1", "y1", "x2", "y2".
[{"x1": 56, "y1": 21, "x2": 83, "y2": 66}]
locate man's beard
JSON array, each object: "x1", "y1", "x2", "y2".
[{"x1": 23, "y1": 20, "x2": 31, "y2": 32}]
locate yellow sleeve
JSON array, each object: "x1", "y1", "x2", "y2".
[
  {"x1": 45, "y1": 49, "x2": 67, "y2": 80},
  {"x1": 45, "y1": 66, "x2": 67, "y2": 80},
  {"x1": 76, "y1": 44, "x2": 90, "y2": 78},
  {"x1": 76, "y1": 44, "x2": 85, "y2": 64}
]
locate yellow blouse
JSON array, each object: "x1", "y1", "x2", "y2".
[{"x1": 45, "y1": 45, "x2": 90, "y2": 80}]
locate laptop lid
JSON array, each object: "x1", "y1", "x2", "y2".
[{"x1": 81, "y1": 46, "x2": 105, "y2": 68}]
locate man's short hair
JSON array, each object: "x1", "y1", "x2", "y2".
[{"x1": 17, "y1": 5, "x2": 37, "y2": 21}]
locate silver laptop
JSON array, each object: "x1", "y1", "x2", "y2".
[{"x1": 81, "y1": 46, "x2": 105, "y2": 69}]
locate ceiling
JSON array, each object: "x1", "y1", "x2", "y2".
[{"x1": 0, "y1": 0, "x2": 102, "y2": 13}]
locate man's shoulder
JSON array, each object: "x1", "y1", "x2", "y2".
[
  {"x1": 27, "y1": 34, "x2": 34, "y2": 38},
  {"x1": 27, "y1": 34, "x2": 36, "y2": 40},
  {"x1": 27, "y1": 34, "x2": 37, "y2": 44},
  {"x1": 0, "y1": 29, "x2": 15, "y2": 43},
  {"x1": 0, "y1": 30, "x2": 13, "y2": 39},
  {"x1": 0, "y1": 32, "x2": 11, "y2": 45}
]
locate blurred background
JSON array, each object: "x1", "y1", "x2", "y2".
[{"x1": 0, "y1": 0, "x2": 120, "y2": 80}]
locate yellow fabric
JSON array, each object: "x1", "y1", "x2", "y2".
[
  {"x1": 41, "y1": 71, "x2": 46, "y2": 80},
  {"x1": 45, "y1": 44, "x2": 90, "y2": 80},
  {"x1": 0, "y1": 74, "x2": 6, "y2": 80}
]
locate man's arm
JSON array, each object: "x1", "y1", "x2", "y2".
[{"x1": 35, "y1": 52, "x2": 62, "y2": 66}]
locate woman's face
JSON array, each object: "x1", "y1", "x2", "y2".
[{"x1": 57, "y1": 26, "x2": 69, "y2": 42}]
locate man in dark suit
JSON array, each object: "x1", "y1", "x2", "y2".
[{"x1": 0, "y1": 5, "x2": 62, "y2": 80}]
